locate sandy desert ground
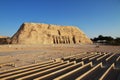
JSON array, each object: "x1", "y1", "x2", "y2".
[{"x1": 0, "y1": 44, "x2": 120, "y2": 71}]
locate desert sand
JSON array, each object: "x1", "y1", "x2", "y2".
[{"x1": 0, "y1": 44, "x2": 120, "y2": 71}]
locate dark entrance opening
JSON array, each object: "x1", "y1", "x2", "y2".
[{"x1": 72, "y1": 36, "x2": 76, "y2": 44}]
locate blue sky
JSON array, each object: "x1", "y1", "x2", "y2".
[{"x1": 0, "y1": 0, "x2": 120, "y2": 38}]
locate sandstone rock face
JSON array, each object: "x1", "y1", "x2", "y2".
[{"x1": 11, "y1": 23, "x2": 92, "y2": 44}]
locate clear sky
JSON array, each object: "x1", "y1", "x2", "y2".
[{"x1": 0, "y1": 0, "x2": 120, "y2": 38}]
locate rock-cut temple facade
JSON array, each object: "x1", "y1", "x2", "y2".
[{"x1": 11, "y1": 23, "x2": 92, "y2": 44}]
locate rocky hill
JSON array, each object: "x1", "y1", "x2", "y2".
[{"x1": 11, "y1": 23, "x2": 92, "y2": 44}]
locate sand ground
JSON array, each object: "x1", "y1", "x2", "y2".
[{"x1": 0, "y1": 44, "x2": 120, "y2": 71}]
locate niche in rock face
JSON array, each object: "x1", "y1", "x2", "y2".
[
  {"x1": 57, "y1": 30, "x2": 61, "y2": 35},
  {"x1": 72, "y1": 36, "x2": 76, "y2": 44}
]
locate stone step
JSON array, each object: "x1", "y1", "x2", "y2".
[
  {"x1": 96, "y1": 54, "x2": 109, "y2": 61},
  {"x1": 0, "y1": 61, "x2": 67, "y2": 80},
  {"x1": 105, "y1": 53, "x2": 115, "y2": 61},
  {"x1": 0, "y1": 61, "x2": 58, "y2": 78},
  {"x1": 88, "y1": 54, "x2": 102, "y2": 61},
  {"x1": 34, "y1": 61, "x2": 84, "y2": 80},
  {"x1": 75, "y1": 62, "x2": 102, "y2": 80},
  {"x1": 16, "y1": 62, "x2": 74, "y2": 80},
  {"x1": 99, "y1": 63, "x2": 115, "y2": 80},
  {"x1": 0, "y1": 60, "x2": 54, "y2": 74},
  {"x1": 54, "y1": 62, "x2": 92, "y2": 80}
]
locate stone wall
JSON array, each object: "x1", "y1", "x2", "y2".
[{"x1": 11, "y1": 23, "x2": 92, "y2": 44}]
